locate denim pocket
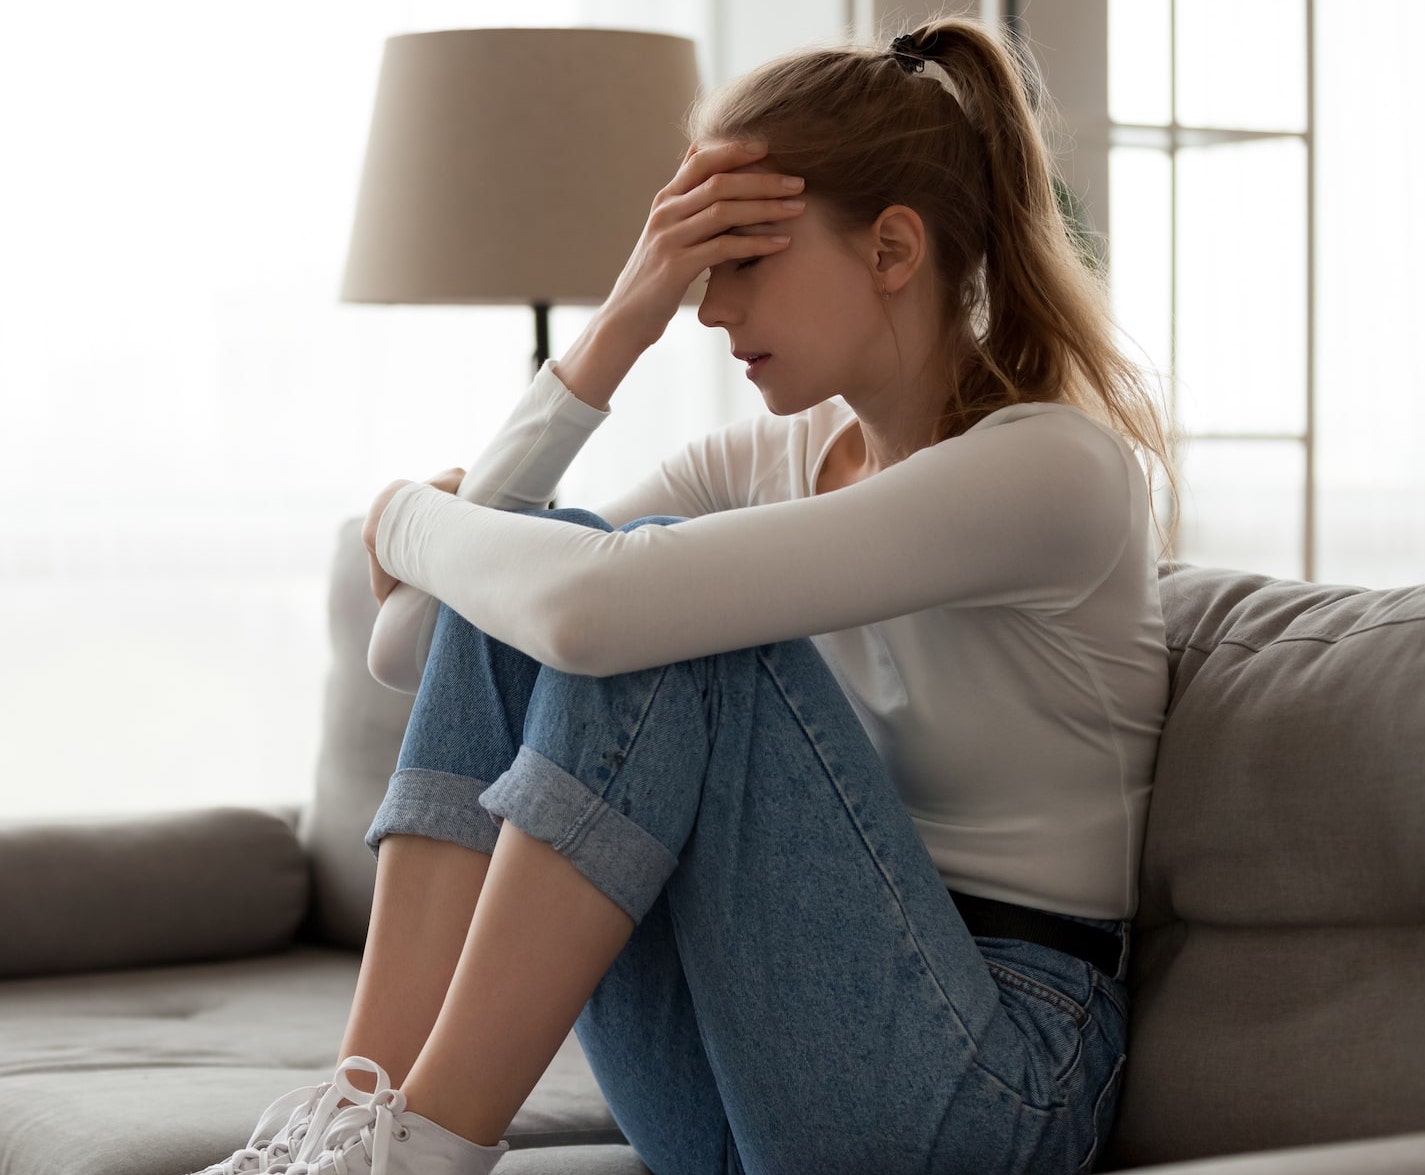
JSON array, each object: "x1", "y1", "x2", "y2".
[
  {"x1": 972, "y1": 936, "x2": 1129, "y2": 1165},
  {"x1": 980, "y1": 940, "x2": 1093, "y2": 1097},
  {"x1": 985, "y1": 959, "x2": 1091, "y2": 1028}
]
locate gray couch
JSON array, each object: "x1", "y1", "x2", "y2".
[{"x1": 3, "y1": 520, "x2": 1423, "y2": 1175}]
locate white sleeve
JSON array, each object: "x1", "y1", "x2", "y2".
[
  {"x1": 375, "y1": 407, "x2": 1139, "y2": 679},
  {"x1": 594, "y1": 413, "x2": 772, "y2": 527},
  {"x1": 367, "y1": 361, "x2": 610, "y2": 692}
]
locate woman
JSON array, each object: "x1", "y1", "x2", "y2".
[{"x1": 197, "y1": 18, "x2": 1170, "y2": 1175}]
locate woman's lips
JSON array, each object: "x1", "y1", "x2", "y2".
[{"x1": 733, "y1": 351, "x2": 771, "y2": 378}]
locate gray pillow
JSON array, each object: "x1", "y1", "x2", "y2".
[{"x1": 0, "y1": 807, "x2": 307, "y2": 978}]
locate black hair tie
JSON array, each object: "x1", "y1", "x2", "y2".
[
  {"x1": 890, "y1": 30, "x2": 943, "y2": 75},
  {"x1": 890, "y1": 34, "x2": 926, "y2": 73}
]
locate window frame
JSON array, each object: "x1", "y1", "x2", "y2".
[{"x1": 1014, "y1": 0, "x2": 1318, "y2": 579}]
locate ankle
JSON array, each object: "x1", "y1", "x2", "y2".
[
  {"x1": 399, "y1": 1081, "x2": 504, "y2": 1150},
  {"x1": 339, "y1": 1060, "x2": 405, "y2": 1098}
]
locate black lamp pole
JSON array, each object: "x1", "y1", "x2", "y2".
[{"x1": 532, "y1": 301, "x2": 552, "y2": 378}]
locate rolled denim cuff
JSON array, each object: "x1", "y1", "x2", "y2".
[
  {"x1": 480, "y1": 746, "x2": 678, "y2": 924},
  {"x1": 365, "y1": 768, "x2": 503, "y2": 858}
]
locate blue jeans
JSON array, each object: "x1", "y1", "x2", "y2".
[{"x1": 365, "y1": 509, "x2": 1130, "y2": 1175}]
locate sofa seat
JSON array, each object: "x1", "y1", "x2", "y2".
[{"x1": 0, "y1": 948, "x2": 636, "y2": 1175}]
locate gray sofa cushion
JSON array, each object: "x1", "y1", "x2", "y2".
[
  {"x1": 1109, "y1": 1131, "x2": 1425, "y2": 1174},
  {"x1": 1106, "y1": 565, "x2": 1425, "y2": 1167},
  {"x1": 0, "y1": 948, "x2": 628, "y2": 1175},
  {"x1": 0, "y1": 807, "x2": 307, "y2": 978},
  {"x1": 299, "y1": 519, "x2": 417, "y2": 949},
  {"x1": 500, "y1": 1147, "x2": 649, "y2": 1174}
]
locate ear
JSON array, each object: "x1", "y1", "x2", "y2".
[{"x1": 865, "y1": 205, "x2": 929, "y2": 295}]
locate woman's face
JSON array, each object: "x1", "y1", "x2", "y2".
[{"x1": 696, "y1": 180, "x2": 892, "y2": 416}]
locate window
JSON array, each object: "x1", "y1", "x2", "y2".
[
  {"x1": 0, "y1": 0, "x2": 854, "y2": 820},
  {"x1": 1105, "y1": 0, "x2": 1425, "y2": 587},
  {"x1": 0, "y1": 1, "x2": 724, "y2": 820}
]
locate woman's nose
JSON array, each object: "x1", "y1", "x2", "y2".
[{"x1": 697, "y1": 271, "x2": 739, "y2": 328}]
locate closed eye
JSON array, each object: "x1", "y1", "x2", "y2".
[{"x1": 735, "y1": 256, "x2": 761, "y2": 272}]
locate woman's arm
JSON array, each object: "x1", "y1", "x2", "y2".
[
  {"x1": 375, "y1": 407, "x2": 1141, "y2": 679},
  {"x1": 366, "y1": 379, "x2": 773, "y2": 690},
  {"x1": 367, "y1": 140, "x2": 806, "y2": 691},
  {"x1": 366, "y1": 365, "x2": 612, "y2": 692}
]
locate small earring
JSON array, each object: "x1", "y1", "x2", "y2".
[{"x1": 881, "y1": 290, "x2": 891, "y2": 300}]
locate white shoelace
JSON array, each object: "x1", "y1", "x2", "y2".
[
  {"x1": 200, "y1": 1145, "x2": 284, "y2": 1175},
  {"x1": 200, "y1": 1082, "x2": 334, "y2": 1175},
  {"x1": 284, "y1": 1057, "x2": 407, "y2": 1175}
]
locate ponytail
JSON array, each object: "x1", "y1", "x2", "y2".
[{"x1": 689, "y1": 17, "x2": 1175, "y2": 516}]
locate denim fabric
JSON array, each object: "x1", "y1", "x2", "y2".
[{"x1": 366, "y1": 509, "x2": 1129, "y2": 1175}]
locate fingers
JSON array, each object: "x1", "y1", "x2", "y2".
[
  {"x1": 666, "y1": 141, "x2": 805, "y2": 219},
  {"x1": 597, "y1": 139, "x2": 802, "y2": 342},
  {"x1": 425, "y1": 467, "x2": 465, "y2": 495},
  {"x1": 657, "y1": 140, "x2": 806, "y2": 256},
  {"x1": 703, "y1": 226, "x2": 793, "y2": 270},
  {"x1": 691, "y1": 176, "x2": 806, "y2": 227},
  {"x1": 657, "y1": 189, "x2": 802, "y2": 278},
  {"x1": 667, "y1": 139, "x2": 771, "y2": 196},
  {"x1": 666, "y1": 165, "x2": 805, "y2": 223},
  {"x1": 654, "y1": 175, "x2": 804, "y2": 256}
]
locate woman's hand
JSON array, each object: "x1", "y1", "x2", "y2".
[
  {"x1": 363, "y1": 467, "x2": 465, "y2": 604},
  {"x1": 554, "y1": 141, "x2": 805, "y2": 409},
  {"x1": 604, "y1": 139, "x2": 805, "y2": 346}
]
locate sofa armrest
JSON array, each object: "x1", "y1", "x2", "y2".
[
  {"x1": 1112, "y1": 1131, "x2": 1425, "y2": 1174},
  {"x1": 0, "y1": 807, "x2": 308, "y2": 978}
]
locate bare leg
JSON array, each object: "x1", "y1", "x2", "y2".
[
  {"x1": 338, "y1": 834, "x2": 492, "y2": 1092},
  {"x1": 400, "y1": 824, "x2": 634, "y2": 1146},
  {"x1": 344, "y1": 574, "x2": 559, "y2": 1095}
]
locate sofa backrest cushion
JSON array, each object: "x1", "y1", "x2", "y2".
[
  {"x1": 298, "y1": 519, "x2": 416, "y2": 949},
  {"x1": 0, "y1": 807, "x2": 307, "y2": 978},
  {"x1": 1106, "y1": 563, "x2": 1425, "y2": 1168}
]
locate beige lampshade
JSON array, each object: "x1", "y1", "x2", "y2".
[{"x1": 341, "y1": 28, "x2": 702, "y2": 306}]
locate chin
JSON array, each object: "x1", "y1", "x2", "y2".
[
  {"x1": 760, "y1": 396, "x2": 800, "y2": 417},
  {"x1": 758, "y1": 383, "x2": 830, "y2": 418}
]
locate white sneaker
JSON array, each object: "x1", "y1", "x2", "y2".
[
  {"x1": 284, "y1": 1058, "x2": 507, "y2": 1175},
  {"x1": 189, "y1": 1058, "x2": 387, "y2": 1175},
  {"x1": 191, "y1": 1083, "x2": 330, "y2": 1174}
]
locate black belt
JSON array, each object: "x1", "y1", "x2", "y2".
[{"x1": 949, "y1": 890, "x2": 1124, "y2": 978}]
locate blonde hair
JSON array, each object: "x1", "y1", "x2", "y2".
[{"x1": 687, "y1": 17, "x2": 1174, "y2": 505}]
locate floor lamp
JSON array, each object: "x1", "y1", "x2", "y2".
[{"x1": 340, "y1": 27, "x2": 701, "y2": 379}]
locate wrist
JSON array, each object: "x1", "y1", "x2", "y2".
[{"x1": 555, "y1": 309, "x2": 654, "y2": 410}]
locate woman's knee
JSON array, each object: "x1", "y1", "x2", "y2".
[
  {"x1": 527, "y1": 505, "x2": 614, "y2": 531},
  {"x1": 616, "y1": 514, "x2": 686, "y2": 533},
  {"x1": 522, "y1": 505, "x2": 685, "y2": 533},
  {"x1": 420, "y1": 506, "x2": 619, "y2": 658},
  {"x1": 537, "y1": 507, "x2": 687, "y2": 532}
]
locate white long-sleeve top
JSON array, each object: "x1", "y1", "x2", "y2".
[{"x1": 372, "y1": 361, "x2": 1168, "y2": 919}]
